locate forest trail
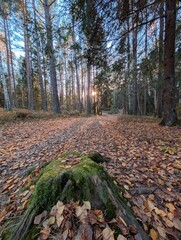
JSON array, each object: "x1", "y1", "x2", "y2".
[{"x1": 0, "y1": 115, "x2": 181, "y2": 239}]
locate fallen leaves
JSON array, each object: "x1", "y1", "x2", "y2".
[
  {"x1": 150, "y1": 228, "x2": 159, "y2": 240},
  {"x1": 0, "y1": 115, "x2": 181, "y2": 239}
]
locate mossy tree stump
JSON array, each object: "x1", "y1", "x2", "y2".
[{"x1": 10, "y1": 152, "x2": 149, "y2": 240}]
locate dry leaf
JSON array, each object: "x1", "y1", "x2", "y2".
[
  {"x1": 173, "y1": 218, "x2": 181, "y2": 231},
  {"x1": 147, "y1": 200, "x2": 155, "y2": 211},
  {"x1": 76, "y1": 206, "x2": 85, "y2": 217},
  {"x1": 150, "y1": 228, "x2": 159, "y2": 240},
  {"x1": 42, "y1": 219, "x2": 49, "y2": 228},
  {"x1": 157, "y1": 226, "x2": 166, "y2": 239},
  {"x1": 102, "y1": 226, "x2": 114, "y2": 240},
  {"x1": 34, "y1": 213, "x2": 43, "y2": 225},
  {"x1": 56, "y1": 200, "x2": 64, "y2": 208},
  {"x1": 165, "y1": 203, "x2": 175, "y2": 213},
  {"x1": 48, "y1": 216, "x2": 55, "y2": 225},
  {"x1": 40, "y1": 227, "x2": 51, "y2": 240},
  {"x1": 154, "y1": 207, "x2": 167, "y2": 217},
  {"x1": 167, "y1": 212, "x2": 174, "y2": 221},
  {"x1": 83, "y1": 201, "x2": 91, "y2": 210},
  {"x1": 56, "y1": 214, "x2": 64, "y2": 227},
  {"x1": 57, "y1": 205, "x2": 65, "y2": 215},
  {"x1": 79, "y1": 209, "x2": 88, "y2": 223},
  {"x1": 50, "y1": 205, "x2": 57, "y2": 216},
  {"x1": 163, "y1": 217, "x2": 174, "y2": 228}
]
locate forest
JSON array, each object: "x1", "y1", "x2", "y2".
[
  {"x1": 0, "y1": 0, "x2": 181, "y2": 240},
  {"x1": 0, "y1": 0, "x2": 180, "y2": 125}
]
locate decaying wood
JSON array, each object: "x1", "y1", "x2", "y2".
[{"x1": 10, "y1": 152, "x2": 149, "y2": 240}]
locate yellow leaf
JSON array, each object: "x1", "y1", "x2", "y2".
[
  {"x1": 157, "y1": 179, "x2": 164, "y2": 186},
  {"x1": 150, "y1": 228, "x2": 158, "y2": 240},
  {"x1": 154, "y1": 207, "x2": 167, "y2": 217},
  {"x1": 165, "y1": 203, "x2": 175, "y2": 213},
  {"x1": 48, "y1": 216, "x2": 55, "y2": 225},
  {"x1": 167, "y1": 212, "x2": 174, "y2": 221}
]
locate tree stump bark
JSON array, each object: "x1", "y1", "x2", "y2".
[{"x1": 9, "y1": 152, "x2": 149, "y2": 240}]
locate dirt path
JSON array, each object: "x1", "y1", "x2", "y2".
[{"x1": 0, "y1": 115, "x2": 181, "y2": 239}]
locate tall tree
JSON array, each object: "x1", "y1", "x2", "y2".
[
  {"x1": 44, "y1": 0, "x2": 61, "y2": 113},
  {"x1": 132, "y1": 0, "x2": 138, "y2": 115},
  {"x1": 32, "y1": 0, "x2": 47, "y2": 112},
  {"x1": 0, "y1": 51, "x2": 11, "y2": 110},
  {"x1": 157, "y1": 0, "x2": 164, "y2": 118},
  {"x1": 22, "y1": 0, "x2": 34, "y2": 110},
  {"x1": 160, "y1": 0, "x2": 177, "y2": 126}
]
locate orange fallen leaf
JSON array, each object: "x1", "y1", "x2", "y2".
[
  {"x1": 165, "y1": 203, "x2": 175, "y2": 213},
  {"x1": 150, "y1": 229, "x2": 158, "y2": 240}
]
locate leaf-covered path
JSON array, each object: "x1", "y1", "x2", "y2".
[{"x1": 0, "y1": 115, "x2": 181, "y2": 239}]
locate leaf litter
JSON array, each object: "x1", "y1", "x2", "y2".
[{"x1": 0, "y1": 115, "x2": 181, "y2": 239}]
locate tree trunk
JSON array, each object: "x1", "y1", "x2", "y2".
[
  {"x1": 132, "y1": 26, "x2": 138, "y2": 115},
  {"x1": 59, "y1": 65, "x2": 64, "y2": 107},
  {"x1": 127, "y1": 17, "x2": 131, "y2": 114},
  {"x1": 32, "y1": 0, "x2": 47, "y2": 112},
  {"x1": 44, "y1": 0, "x2": 61, "y2": 113},
  {"x1": 7, "y1": 20, "x2": 17, "y2": 108},
  {"x1": 72, "y1": 18, "x2": 82, "y2": 113},
  {"x1": 3, "y1": 17, "x2": 13, "y2": 109},
  {"x1": 157, "y1": 1, "x2": 164, "y2": 118},
  {"x1": 10, "y1": 152, "x2": 149, "y2": 240},
  {"x1": 160, "y1": 0, "x2": 177, "y2": 126},
  {"x1": 86, "y1": 62, "x2": 92, "y2": 115},
  {"x1": 143, "y1": 8, "x2": 148, "y2": 116},
  {"x1": 23, "y1": 0, "x2": 34, "y2": 110},
  {"x1": 132, "y1": 0, "x2": 138, "y2": 115},
  {"x1": 0, "y1": 52, "x2": 11, "y2": 111}
]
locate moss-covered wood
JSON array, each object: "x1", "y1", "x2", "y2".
[{"x1": 9, "y1": 152, "x2": 149, "y2": 240}]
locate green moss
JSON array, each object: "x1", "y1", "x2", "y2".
[
  {"x1": 104, "y1": 201, "x2": 117, "y2": 221},
  {"x1": 28, "y1": 154, "x2": 110, "y2": 213},
  {"x1": 1, "y1": 230, "x2": 12, "y2": 240}
]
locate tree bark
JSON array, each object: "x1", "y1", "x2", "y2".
[
  {"x1": 72, "y1": 17, "x2": 82, "y2": 113},
  {"x1": 7, "y1": 20, "x2": 17, "y2": 108},
  {"x1": 32, "y1": 0, "x2": 47, "y2": 112},
  {"x1": 160, "y1": 0, "x2": 177, "y2": 126},
  {"x1": 157, "y1": 0, "x2": 164, "y2": 118},
  {"x1": 86, "y1": 61, "x2": 92, "y2": 115},
  {"x1": 0, "y1": 52, "x2": 11, "y2": 111},
  {"x1": 143, "y1": 8, "x2": 148, "y2": 116},
  {"x1": 127, "y1": 16, "x2": 131, "y2": 114},
  {"x1": 132, "y1": 8, "x2": 138, "y2": 115},
  {"x1": 44, "y1": 0, "x2": 61, "y2": 113},
  {"x1": 23, "y1": 0, "x2": 34, "y2": 110},
  {"x1": 3, "y1": 16, "x2": 13, "y2": 109}
]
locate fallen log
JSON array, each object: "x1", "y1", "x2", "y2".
[{"x1": 8, "y1": 152, "x2": 149, "y2": 240}]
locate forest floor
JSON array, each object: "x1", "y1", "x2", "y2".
[{"x1": 0, "y1": 113, "x2": 181, "y2": 239}]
